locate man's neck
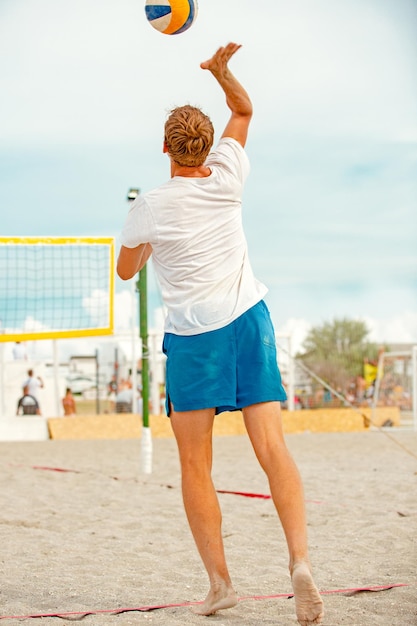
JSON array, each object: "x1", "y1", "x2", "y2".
[{"x1": 170, "y1": 163, "x2": 211, "y2": 178}]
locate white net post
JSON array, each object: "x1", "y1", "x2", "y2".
[{"x1": 141, "y1": 426, "x2": 153, "y2": 474}]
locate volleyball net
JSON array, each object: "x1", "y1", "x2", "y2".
[{"x1": 0, "y1": 237, "x2": 114, "y2": 342}]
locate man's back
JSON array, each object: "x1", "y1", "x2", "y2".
[{"x1": 121, "y1": 138, "x2": 266, "y2": 335}]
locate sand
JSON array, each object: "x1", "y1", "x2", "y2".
[{"x1": 1, "y1": 429, "x2": 416, "y2": 625}]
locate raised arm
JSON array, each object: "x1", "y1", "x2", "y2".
[{"x1": 200, "y1": 42, "x2": 252, "y2": 147}]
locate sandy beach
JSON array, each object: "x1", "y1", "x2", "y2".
[{"x1": 1, "y1": 429, "x2": 416, "y2": 625}]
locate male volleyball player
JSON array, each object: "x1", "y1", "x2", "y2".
[{"x1": 117, "y1": 42, "x2": 323, "y2": 626}]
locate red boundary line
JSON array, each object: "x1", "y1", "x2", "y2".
[
  {"x1": 13, "y1": 466, "x2": 325, "y2": 502},
  {"x1": 217, "y1": 489, "x2": 324, "y2": 504},
  {"x1": 0, "y1": 584, "x2": 408, "y2": 620},
  {"x1": 31, "y1": 465, "x2": 82, "y2": 473}
]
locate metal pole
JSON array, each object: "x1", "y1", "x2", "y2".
[
  {"x1": 138, "y1": 266, "x2": 149, "y2": 428},
  {"x1": 114, "y1": 347, "x2": 119, "y2": 392},
  {"x1": 138, "y1": 265, "x2": 152, "y2": 474},
  {"x1": 95, "y1": 349, "x2": 100, "y2": 415},
  {"x1": 53, "y1": 340, "x2": 60, "y2": 416}
]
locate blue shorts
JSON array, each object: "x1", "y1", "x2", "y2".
[{"x1": 162, "y1": 300, "x2": 287, "y2": 415}]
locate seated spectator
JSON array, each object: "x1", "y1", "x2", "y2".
[{"x1": 16, "y1": 386, "x2": 40, "y2": 416}]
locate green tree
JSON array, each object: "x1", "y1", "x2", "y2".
[{"x1": 297, "y1": 318, "x2": 380, "y2": 395}]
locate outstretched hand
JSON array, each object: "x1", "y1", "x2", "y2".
[
  {"x1": 200, "y1": 42, "x2": 242, "y2": 75},
  {"x1": 200, "y1": 42, "x2": 251, "y2": 148}
]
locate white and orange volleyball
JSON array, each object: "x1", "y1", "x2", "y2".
[{"x1": 145, "y1": 0, "x2": 198, "y2": 35}]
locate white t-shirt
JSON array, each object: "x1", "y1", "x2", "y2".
[
  {"x1": 24, "y1": 376, "x2": 42, "y2": 399},
  {"x1": 120, "y1": 137, "x2": 267, "y2": 335}
]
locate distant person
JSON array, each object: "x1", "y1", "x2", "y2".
[
  {"x1": 12, "y1": 341, "x2": 27, "y2": 360},
  {"x1": 16, "y1": 386, "x2": 40, "y2": 415},
  {"x1": 62, "y1": 388, "x2": 76, "y2": 416},
  {"x1": 108, "y1": 375, "x2": 118, "y2": 396},
  {"x1": 115, "y1": 385, "x2": 133, "y2": 413},
  {"x1": 364, "y1": 348, "x2": 384, "y2": 402},
  {"x1": 23, "y1": 369, "x2": 44, "y2": 399},
  {"x1": 355, "y1": 374, "x2": 366, "y2": 405}
]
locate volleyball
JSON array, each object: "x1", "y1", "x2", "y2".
[{"x1": 145, "y1": 0, "x2": 198, "y2": 35}]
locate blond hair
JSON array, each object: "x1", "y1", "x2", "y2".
[{"x1": 164, "y1": 105, "x2": 214, "y2": 167}]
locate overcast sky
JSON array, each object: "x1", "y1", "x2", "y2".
[{"x1": 1, "y1": 0, "x2": 416, "y2": 352}]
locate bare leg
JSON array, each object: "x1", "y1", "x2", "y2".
[
  {"x1": 243, "y1": 402, "x2": 324, "y2": 626},
  {"x1": 170, "y1": 408, "x2": 238, "y2": 615}
]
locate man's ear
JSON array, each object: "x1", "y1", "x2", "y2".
[{"x1": 163, "y1": 140, "x2": 169, "y2": 154}]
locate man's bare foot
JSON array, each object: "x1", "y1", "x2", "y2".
[
  {"x1": 291, "y1": 561, "x2": 324, "y2": 626},
  {"x1": 192, "y1": 581, "x2": 238, "y2": 616}
]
